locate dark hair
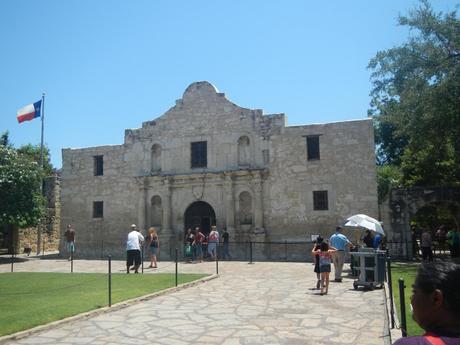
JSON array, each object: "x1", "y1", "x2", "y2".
[
  {"x1": 414, "y1": 261, "x2": 460, "y2": 314},
  {"x1": 320, "y1": 242, "x2": 329, "y2": 252},
  {"x1": 336, "y1": 226, "x2": 342, "y2": 232},
  {"x1": 316, "y1": 236, "x2": 323, "y2": 244}
]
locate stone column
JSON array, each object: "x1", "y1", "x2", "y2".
[
  {"x1": 253, "y1": 172, "x2": 264, "y2": 232},
  {"x1": 136, "y1": 178, "x2": 147, "y2": 231},
  {"x1": 160, "y1": 177, "x2": 173, "y2": 259},
  {"x1": 162, "y1": 177, "x2": 172, "y2": 232},
  {"x1": 224, "y1": 172, "x2": 235, "y2": 231}
]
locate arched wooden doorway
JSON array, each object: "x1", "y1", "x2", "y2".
[{"x1": 184, "y1": 201, "x2": 216, "y2": 236}]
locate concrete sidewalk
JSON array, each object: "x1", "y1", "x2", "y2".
[{"x1": 1, "y1": 258, "x2": 391, "y2": 345}]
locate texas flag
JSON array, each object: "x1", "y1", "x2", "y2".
[{"x1": 17, "y1": 100, "x2": 42, "y2": 124}]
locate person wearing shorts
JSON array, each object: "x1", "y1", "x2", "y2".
[
  {"x1": 193, "y1": 227, "x2": 205, "y2": 263},
  {"x1": 126, "y1": 224, "x2": 144, "y2": 274},
  {"x1": 312, "y1": 242, "x2": 336, "y2": 295},
  {"x1": 208, "y1": 226, "x2": 219, "y2": 260}
]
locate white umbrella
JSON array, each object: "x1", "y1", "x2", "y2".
[{"x1": 344, "y1": 214, "x2": 385, "y2": 235}]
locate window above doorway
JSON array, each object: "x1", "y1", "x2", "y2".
[{"x1": 191, "y1": 141, "x2": 207, "y2": 168}]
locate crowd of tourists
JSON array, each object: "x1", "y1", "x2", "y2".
[
  {"x1": 411, "y1": 225, "x2": 460, "y2": 261},
  {"x1": 184, "y1": 225, "x2": 231, "y2": 263},
  {"x1": 122, "y1": 223, "x2": 232, "y2": 273}
]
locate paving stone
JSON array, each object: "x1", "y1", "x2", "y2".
[{"x1": 1, "y1": 260, "x2": 389, "y2": 345}]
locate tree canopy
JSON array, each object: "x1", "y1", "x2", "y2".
[
  {"x1": 369, "y1": 0, "x2": 460, "y2": 189},
  {"x1": 0, "y1": 145, "x2": 45, "y2": 228},
  {"x1": 0, "y1": 131, "x2": 52, "y2": 228}
]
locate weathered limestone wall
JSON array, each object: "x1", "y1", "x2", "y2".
[
  {"x1": 60, "y1": 81, "x2": 378, "y2": 259},
  {"x1": 60, "y1": 146, "x2": 139, "y2": 259},
  {"x1": 266, "y1": 120, "x2": 378, "y2": 241}
]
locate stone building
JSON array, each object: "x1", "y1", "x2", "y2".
[{"x1": 60, "y1": 81, "x2": 378, "y2": 259}]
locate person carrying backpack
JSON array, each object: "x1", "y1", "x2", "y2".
[{"x1": 208, "y1": 225, "x2": 219, "y2": 261}]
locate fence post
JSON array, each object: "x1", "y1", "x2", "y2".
[
  {"x1": 70, "y1": 248, "x2": 74, "y2": 273},
  {"x1": 175, "y1": 247, "x2": 178, "y2": 287},
  {"x1": 398, "y1": 278, "x2": 407, "y2": 337},
  {"x1": 10, "y1": 252, "x2": 14, "y2": 273},
  {"x1": 216, "y1": 254, "x2": 219, "y2": 275},
  {"x1": 387, "y1": 256, "x2": 395, "y2": 329},
  {"x1": 285, "y1": 240, "x2": 288, "y2": 261},
  {"x1": 249, "y1": 241, "x2": 254, "y2": 264},
  {"x1": 108, "y1": 255, "x2": 112, "y2": 307},
  {"x1": 141, "y1": 246, "x2": 144, "y2": 274},
  {"x1": 42, "y1": 241, "x2": 45, "y2": 256}
]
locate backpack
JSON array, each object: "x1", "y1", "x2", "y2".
[{"x1": 209, "y1": 231, "x2": 218, "y2": 241}]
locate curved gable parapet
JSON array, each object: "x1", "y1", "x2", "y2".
[
  {"x1": 134, "y1": 82, "x2": 285, "y2": 138},
  {"x1": 178, "y1": 81, "x2": 237, "y2": 109},
  {"x1": 183, "y1": 81, "x2": 220, "y2": 100}
]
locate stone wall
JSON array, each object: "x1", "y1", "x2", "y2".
[{"x1": 60, "y1": 81, "x2": 378, "y2": 259}]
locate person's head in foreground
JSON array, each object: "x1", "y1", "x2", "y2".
[{"x1": 394, "y1": 260, "x2": 460, "y2": 344}]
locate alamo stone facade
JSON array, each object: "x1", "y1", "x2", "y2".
[{"x1": 60, "y1": 81, "x2": 378, "y2": 259}]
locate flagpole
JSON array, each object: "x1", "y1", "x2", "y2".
[
  {"x1": 37, "y1": 93, "x2": 45, "y2": 255},
  {"x1": 40, "y1": 93, "x2": 45, "y2": 170}
]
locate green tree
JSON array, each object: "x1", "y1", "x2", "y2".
[
  {"x1": 377, "y1": 164, "x2": 403, "y2": 203},
  {"x1": 369, "y1": 0, "x2": 460, "y2": 187},
  {"x1": 17, "y1": 144, "x2": 53, "y2": 175},
  {"x1": 0, "y1": 145, "x2": 45, "y2": 228},
  {"x1": 0, "y1": 131, "x2": 12, "y2": 147}
]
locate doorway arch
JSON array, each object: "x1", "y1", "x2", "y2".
[{"x1": 184, "y1": 201, "x2": 216, "y2": 236}]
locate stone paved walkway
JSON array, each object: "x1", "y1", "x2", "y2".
[{"x1": 1, "y1": 257, "x2": 391, "y2": 345}]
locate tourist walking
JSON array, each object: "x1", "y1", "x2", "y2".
[
  {"x1": 421, "y1": 228, "x2": 433, "y2": 261},
  {"x1": 312, "y1": 236, "x2": 324, "y2": 289},
  {"x1": 146, "y1": 227, "x2": 159, "y2": 268},
  {"x1": 126, "y1": 224, "x2": 144, "y2": 274},
  {"x1": 312, "y1": 242, "x2": 336, "y2": 295},
  {"x1": 392, "y1": 261, "x2": 460, "y2": 344},
  {"x1": 329, "y1": 226, "x2": 354, "y2": 282},
  {"x1": 193, "y1": 227, "x2": 205, "y2": 263},
  {"x1": 208, "y1": 225, "x2": 219, "y2": 260},
  {"x1": 184, "y1": 228, "x2": 194, "y2": 263},
  {"x1": 435, "y1": 226, "x2": 447, "y2": 253},
  {"x1": 64, "y1": 224, "x2": 76, "y2": 260},
  {"x1": 221, "y1": 228, "x2": 232, "y2": 260}
]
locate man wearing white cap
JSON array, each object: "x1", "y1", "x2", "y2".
[{"x1": 126, "y1": 224, "x2": 144, "y2": 274}]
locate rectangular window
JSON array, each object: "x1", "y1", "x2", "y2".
[
  {"x1": 191, "y1": 141, "x2": 207, "y2": 168},
  {"x1": 306, "y1": 136, "x2": 320, "y2": 160},
  {"x1": 93, "y1": 201, "x2": 104, "y2": 218},
  {"x1": 313, "y1": 191, "x2": 328, "y2": 210},
  {"x1": 262, "y1": 149, "x2": 269, "y2": 165},
  {"x1": 94, "y1": 155, "x2": 104, "y2": 176}
]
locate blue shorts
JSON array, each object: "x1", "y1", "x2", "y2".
[
  {"x1": 208, "y1": 242, "x2": 217, "y2": 254},
  {"x1": 320, "y1": 264, "x2": 331, "y2": 273},
  {"x1": 150, "y1": 246, "x2": 158, "y2": 255},
  {"x1": 195, "y1": 244, "x2": 203, "y2": 256}
]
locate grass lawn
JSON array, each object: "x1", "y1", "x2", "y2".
[
  {"x1": 0, "y1": 272, "x2": 207, "y2": 337},
  {"x1": 390, "y1": 263, "x2": 424, "y2": 336}
]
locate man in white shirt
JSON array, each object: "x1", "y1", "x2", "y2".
[{"x1": 126, "y1": 224, "x2": 144, "y2": 274}]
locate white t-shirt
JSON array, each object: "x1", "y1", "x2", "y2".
[{"x1": 126, "y1": 231, "x2": 144, "y2": 250}]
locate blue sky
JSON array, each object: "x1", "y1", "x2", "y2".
[{"x1": 0, "y1": 1, "x2": 456, "y2": 169}]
